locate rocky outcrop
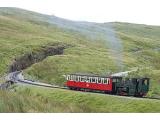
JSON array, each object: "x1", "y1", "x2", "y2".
[{"x1": 9, "y1": 44, "x2": 69, "y2": 72}]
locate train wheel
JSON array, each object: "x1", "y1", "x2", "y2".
[
  {"x1": 76, "y1": 88, "x2": 81, "y2": 91},
  {"x1": 68, "y1": 87, "x2": 73, "y2": 90}
]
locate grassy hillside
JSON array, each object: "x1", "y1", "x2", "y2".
[
  {"x1": 0, "y1": 7, "x2": 160, "y2": 112},
  {"x1": 1, "y1": 86, "x2": 160, "y2": 112}
]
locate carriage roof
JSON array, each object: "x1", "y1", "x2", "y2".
[{"x1": 67, "y1": 73, "x2": 122, "y2": 78}]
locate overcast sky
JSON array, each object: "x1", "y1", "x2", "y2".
[{"x1": 0, "y1": 0, "x2": 160, "y2": 25}]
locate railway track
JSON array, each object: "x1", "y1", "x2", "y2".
[
  {"x1": 4, "y1": 71, "x2": 160, "y2": 101},
  {"x1": 5, "y1": 71, "x2": 67, "y2": 89},
  {"x1": 18, "y1": 79, "x2": 67, "y2": 89}
]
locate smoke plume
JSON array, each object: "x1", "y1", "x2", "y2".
[{"x1": 48, "y1": 16, "x2": 124, "y2": 70}]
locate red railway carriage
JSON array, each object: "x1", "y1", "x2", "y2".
[
  {"x1": 64, "y1": 73, "x2": 150, "y2": 97},
  {"x1": 65, "y1": 74, "x2": 112, "y2": 92}
]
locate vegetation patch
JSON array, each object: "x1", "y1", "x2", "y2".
[
  {"x1": 1, "y1": 86, "x2": 160, "y2": 112},
  {"x1": 9, "y1": 43, "x2": 70, "y2": 72}
]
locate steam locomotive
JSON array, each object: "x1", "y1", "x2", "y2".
[{"x1": 64, "y1": 73, "x2": 150, "y2": 97}]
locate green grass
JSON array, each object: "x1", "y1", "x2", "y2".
[
  {"x1": 1, "y1": 86, "x2": 160, "y2": 112},
  {"x1": 0, "y1": 7, "x2": 160, "y2": 112}
]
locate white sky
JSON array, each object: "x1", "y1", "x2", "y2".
[{"x1": 0, "y1": 0, "x2": 160, "y2": 25}]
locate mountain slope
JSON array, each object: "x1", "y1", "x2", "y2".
[
  {"x1": 1, "y1": 86, "x2": 160, "y2": 112},
  {"x1": 0, "y1": 7, "x2": 160, "y2": 112}
]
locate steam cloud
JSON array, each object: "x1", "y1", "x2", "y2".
[{"x1": 48, "y1": 16, "x2": 124, "y2": 70}]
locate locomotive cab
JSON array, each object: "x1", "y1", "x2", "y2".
[
  {"x1": 111, "y1": 76, "x2": 150, "y2": 97},
  {"x1": 136, "y1": 78, "x2": 150, "y2": 97}
]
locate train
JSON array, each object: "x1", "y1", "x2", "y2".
[{"x1": 64, "y1": 73, "x2": 150, "y2": 97}]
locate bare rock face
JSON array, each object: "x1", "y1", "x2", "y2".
[{"x1": 9, "y1": 44, "x2": 68, "y2": 72}]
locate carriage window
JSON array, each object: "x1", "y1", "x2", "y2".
[
  {"x1": 107, "y1": 78, "x2": 110, "y2": 84},
  {"x1": 70, "y1": 75, "x2": 73, "y2": 80},
  {"x1": 104, "y1": 79, "x2": 107, "y2": 84},
  {"x1": 95, "y1": 77, "x2": 98, "y2": 83},
  {"x1": 90, "y1": 77, "x2": 95, "y2": 83},
  {"x1": 80, "y1": 76, "x2": 85, "y2": 82},
  {"x1": 102, "y1": 78, "x2": 107, "y2": 84},
  {"x1": 104, "y1": 78, "x2": 109, "y2": 84},
  {"x1": 67, "y1": 75, "x2": 71, "y2": 81},
  {"x1": 97, "y1": 77, "x2": 102, "y2": 84},
  {"x1": 86, "y1": 76, "x2": 90, "y2": 83},
  {"x1": 71, "y1": 75, "x2": 76, "y2": 81},
  {"x1": 75, "y1": 76, "x2": 79, "y2": 82},
  {"x1": 78, "y1": 76, "x2": 81, "y2": 81}
]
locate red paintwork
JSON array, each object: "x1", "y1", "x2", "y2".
[{"x1": 66, "y1": 78, "x2": 112, "y2": 91}]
